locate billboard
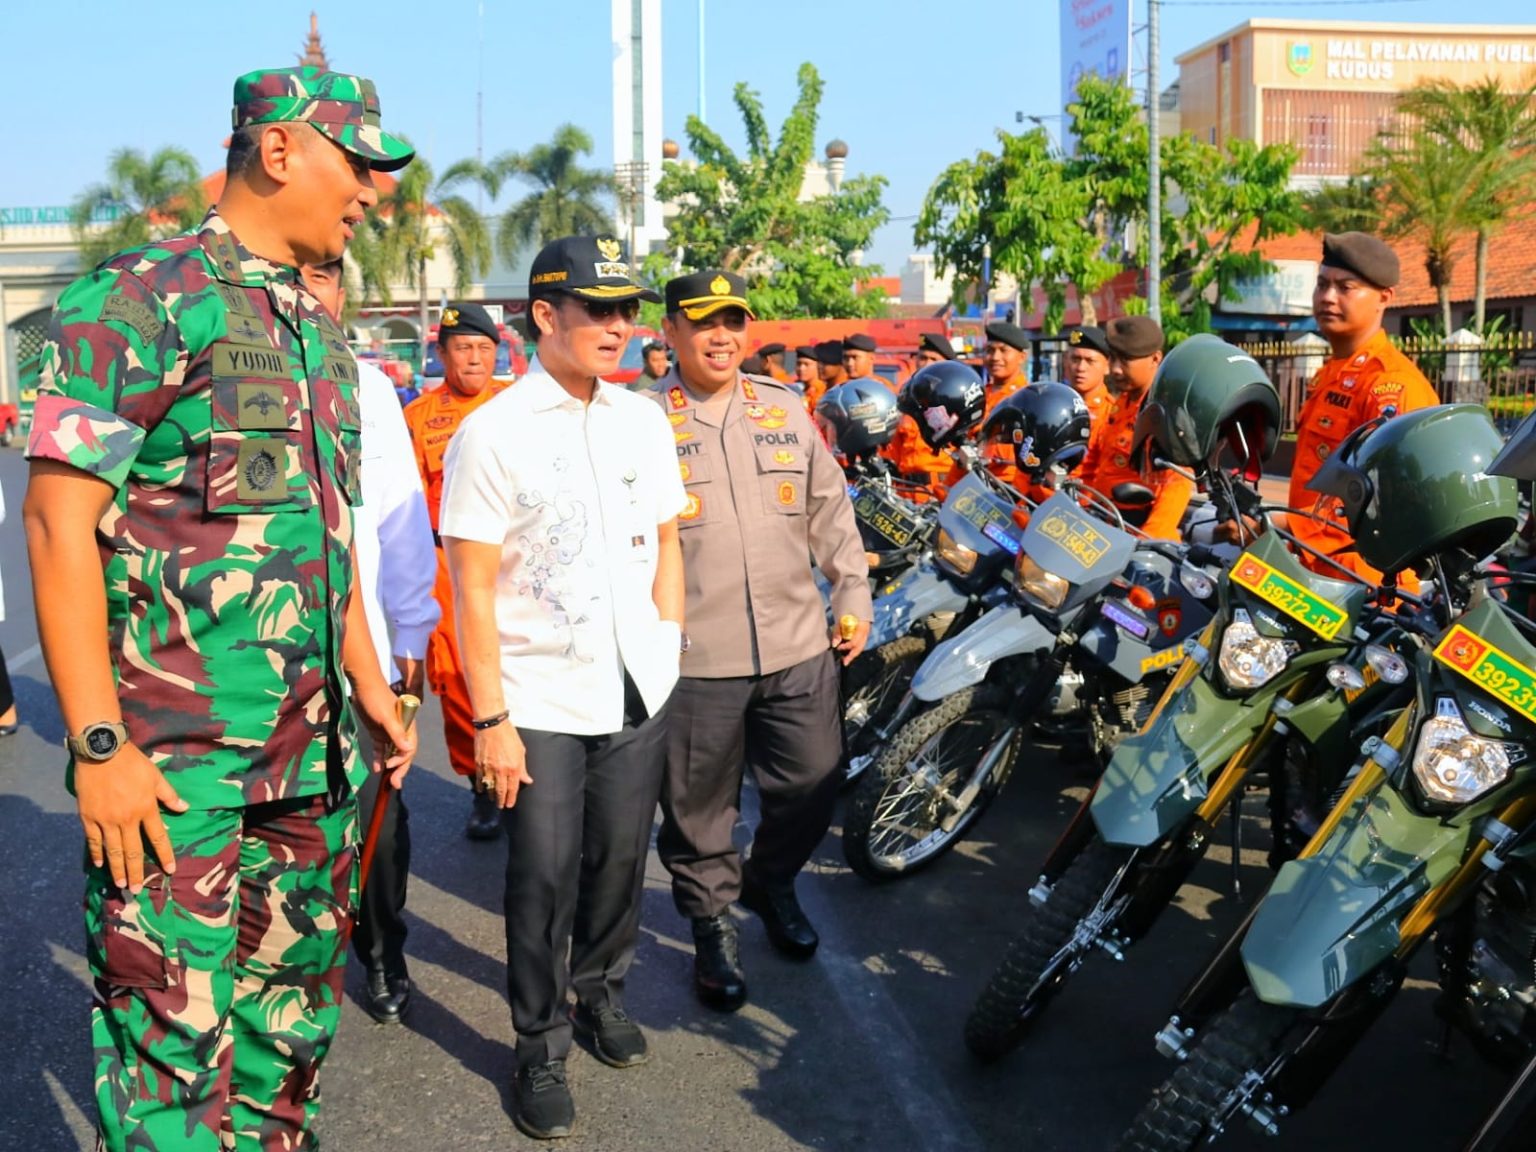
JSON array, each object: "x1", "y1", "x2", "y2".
[{"x1": 1060, "y1": 0, "x2": 1133, "y2": 146}]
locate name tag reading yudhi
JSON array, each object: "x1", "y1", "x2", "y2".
[
  {"x1": 1435, "y1": 624, "x2": 1536, "y2": 724},
  {"x1": 1229, "y1": 553, "x2": 1347, "y2": 641}
]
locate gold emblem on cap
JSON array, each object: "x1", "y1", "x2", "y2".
[
  {"x1": 442, "y1": 308, "x2": 459, "y2": 327},
  {"x1": 709, "y1": 275, "x2": 731, "y2": 296},
  {"x1": 597, "y1": 238, "x2": 623, "y2": 261},
  {"x1": 1069, "y1": 329, "x2": 1082, "y2": 345}
]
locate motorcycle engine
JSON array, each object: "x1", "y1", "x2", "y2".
[{"x1": 1086, "y1": 679, "x2": 1156, "y2": 764}]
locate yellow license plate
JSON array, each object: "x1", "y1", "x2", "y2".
[
  {"x1": 1230, "y1": 553, "x2": 1347, "y2": 640},
  {"x1": 1435, "y1": 624, "x2": 1536, "y2": 724}
]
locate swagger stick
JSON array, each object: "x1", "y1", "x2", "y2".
[{"x1": 358, "y1": 694, "x2": 420, "y2": 897}]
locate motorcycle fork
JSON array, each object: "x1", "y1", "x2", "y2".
[
  {"x1": 1038, "y1": 779, "x2": 1101, "y2": 886},
  {"x1": 1168, "y1": 897, "x2": 1268, "y2": 1038}
]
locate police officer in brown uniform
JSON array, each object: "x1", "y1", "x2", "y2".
[{"x1": 652, "y1": 270, "x2": 872, "y2": 1012}]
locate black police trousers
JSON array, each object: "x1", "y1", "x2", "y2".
[{"x1": 351, "y1": 761, "x2": 411, "y2": 980}]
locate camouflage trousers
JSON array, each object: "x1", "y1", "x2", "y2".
[{"x1": 85, "y1": 790, "x2": 358, "y2": 1152}]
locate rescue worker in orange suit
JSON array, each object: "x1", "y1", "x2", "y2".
[
  {"x1": 402, "y1": 302, "x2": 513, "y2": 839},
  {"x1": 812, "y1": 341, "x2": 847, "y2": 407},
  {"x1": 1222, "y1": 231, "x2": 1438, "y2": 583},
  {"x1": 757, "y1": 342, "x2": 792, "y2": 384},
  {"x1": 793, "y1": 345, "x2": 819, "y2": 398},
  {"x1": 890, "y1": 332, "x2": 961, "y2": 498},
  {"x1": 1061, "y1": 324, "x2": 1113, "y2": 454},
  {"x1": 1080, "y1": 315, "x2": 1193, "y2": 540}
]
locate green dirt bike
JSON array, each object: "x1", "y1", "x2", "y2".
[{"x1": 1118, "y1": 404, "x2": 1528, "y2": 1151}]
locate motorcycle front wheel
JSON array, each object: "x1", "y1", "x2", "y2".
[
  {"x1": 964, "y1": 836, "x2": 1132, "y2": 1061},
  {"x1": 1116, "y1": 993, "x2": 1295, "y2": 1152},
  {"x1": 841, "y1": 635, "x2": 930, "y2": 787},
  {"x1": 842, "y1": 683, "x2": 1019, "y2": 882}
]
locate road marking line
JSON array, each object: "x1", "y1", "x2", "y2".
[{"x1": 9, "y1": 642, "x2": 41, "y2": 671}]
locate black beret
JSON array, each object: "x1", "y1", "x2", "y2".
[
  {"x1": 813, "y1": 341, "x2": 845, "y2": 365},
  {"x1": 758, "y1": 342, "x2": 786, "y2": 357},
  {"x1": 1064, "y1": 324, "x2": 1110, "y2": 359},
  {"x1": 984, "y1": 321, "x2": 1030, "y2": 352},
  {"x1": 665, "y1": 268, "x2": 756, "y2": 320},
  {"x1": 794, "y1": 344, "x2": 818, "y2": 359},
  {"x1": 1105, "y1": 315, "x2": 1164, "y2": 359},
  {"x1": 918, "y1": 332, "x2": 956, "y2": 359},
  {"x1": 844, "y1": 332, "x2": 878, "y2": 353},
  {"x1": 439, "y1": 301, "x2": 500, "y2": 344},
  {"x1": 1321, "y1": 231, "x2": 1400, "y2": 289}
]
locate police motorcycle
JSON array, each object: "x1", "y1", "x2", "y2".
[
  {"x1": 841, "y1": 375, "x2": 1223, "y2": 882},
  {"x1": 835, "y1": 363, "x2": 1019, "y2": 786},
  {"x1": 1116, "y1": 404, "x2": 1530, "y2": 1152},
  {"x1": 816, "y1": 379, "x2": 940, "y2": 589},
  {"x1": 961, "y1": 336, "x2": 1416, "y2": 1060}
]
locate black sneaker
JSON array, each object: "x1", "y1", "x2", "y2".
[
  {"x1": 513, "y1": 1059, "x2": 574, "y2": 1140},
  {"x1": 571, "y1": 1003, "x2": 650, "y2": 1068}
]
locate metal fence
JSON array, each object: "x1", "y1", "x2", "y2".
[{"x1": 1236, "y1": 331, "x2": 1536, "y2": 436}]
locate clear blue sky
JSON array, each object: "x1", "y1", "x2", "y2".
[{"x1": 3, "y1": 0, "x2": 1532, "y2": 272}]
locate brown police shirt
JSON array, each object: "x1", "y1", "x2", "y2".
[{"x1": 654, "y1": 369, "x2": 872, "y2": 679}]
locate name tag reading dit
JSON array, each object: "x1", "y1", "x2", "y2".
[
  {"x1": 1435, "y1": 623, "x2": 1536, "y2": 725},
  {"x1": 1229, "y1": 553, "x2": 1347, "y2": 641}
]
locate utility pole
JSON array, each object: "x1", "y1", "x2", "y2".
[{"x1": 1146, "y1": 0, "x2": 1162, "y2": 325}]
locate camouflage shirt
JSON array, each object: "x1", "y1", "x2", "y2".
[{"x1": 27, "y1": 208, "x2": 364, "y2": 809}]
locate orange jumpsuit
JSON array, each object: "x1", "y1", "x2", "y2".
[
  {"x1": 402, "y1": 378, "x2": 512, "y2": 778},
  {"x1": 1076, "y1": 381, "x2": 1112, "y2": 460},
  {"x1": 1080, "y1": 386, "x2": 1194, "y2": 541},
  {"x1": 1290, "y1": 329, "x2": 1438, "y2": 583}
]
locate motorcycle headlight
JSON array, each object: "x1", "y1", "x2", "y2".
[
  {"x1": 1217, "y1": 609, "x2": 1300, "y2": 690},
  {"x1": 1412, "y1": 697, "x2": 1514, "y2": 805},
  {"x1": 1016, "y1": 553, "x2": 1069, "y2": 609},
  {"x1": 935, "y1": 528, "x2": 978, "y2": 576}
]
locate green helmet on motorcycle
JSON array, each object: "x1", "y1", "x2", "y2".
[
  {"x1": 1131, "y1": 333, "x2": 1280, "y2": 480},
  {"x1": 1308, "y1": 403, "x2": 1517, "y2": 576}
]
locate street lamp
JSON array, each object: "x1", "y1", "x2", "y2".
[{"x1": 614, "y1": 159, "x2": 649, "y2": 263}]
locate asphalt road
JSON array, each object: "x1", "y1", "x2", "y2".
[{"x1": 0, "y1": 442, "x2": 1513, "y2": 1151}]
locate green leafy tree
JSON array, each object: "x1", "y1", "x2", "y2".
[
  {"x1": 917, "y1": 73, "x2": 1304, "y2": 337},
  {"x1": 1395, "y1": 76, "x2": 1536, "y2": 333},
  {"x1": 71, "y1": 147, "x2": 207, "y2": 268},
  {"x1": 653, "y1": 62, "x2": 891, "y2": 319},
  {"x1": 491, "y1": 124, "x2": 617, "y2": 265},
  {"x1": 1302, "y1": 174, "x2": 1381, "y2": 235},
  {"x1": 350, "y1": 139, "x2": 500, "y2": 359}
]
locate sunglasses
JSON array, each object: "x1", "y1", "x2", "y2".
[{"x1": 565, "y1": 296, "x2": 641, "y2": 323}]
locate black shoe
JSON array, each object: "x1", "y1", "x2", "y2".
[
  {"x1": 363, "y1": 968, "x2": 412, "y2": 1025},
  {"x1": 690, "y1": 915, "x2": 747, "y2": 1012},
  {"x1": 571, "y1": 1003, "x2": 649, "y2": 1068},
  {"x1": 739, "y1": 873, "x2": 819, "y2": 959},
  {"x1": 514, "y1": 1059, "x2": 574, "y2": 1140},
  {"x1": 465, "y1": 785, "x2": 501, "y2": 841}
]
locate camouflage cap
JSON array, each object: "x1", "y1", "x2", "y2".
[{"x1": 232, "y1": 66, "x2": 414, "y2": 172}]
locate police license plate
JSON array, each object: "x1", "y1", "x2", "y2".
[
  {"x1": 854, "y1": 487, "x2": 922, "y2": 550},
  {"x1": 1229, "y1": 553, "x2": 1348, "y2": 640},
  {"x1": 1435, "y1": 624, "x2": 1536, "y2": 724}
]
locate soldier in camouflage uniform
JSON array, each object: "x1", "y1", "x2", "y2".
[{"x1": 22, "y1": 66, "x2": 415, "y2": 1152}]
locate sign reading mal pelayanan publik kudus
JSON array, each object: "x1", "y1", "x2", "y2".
[{"x1": 1060, "y1": 0, "x2": 1133, "y2": 148}]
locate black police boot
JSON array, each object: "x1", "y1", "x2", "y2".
[
  {"x1": 464, "y1": 784, "x2": 501, "y2": 841},
  {"x1": 690, "y1": 915, "x2": 747, "y2": 1012},
  {"x1": 363, "y1": 966, "x2": 412, "y2": 1025},
  {"x1": 739, "y1": 872, "x2": 819, "y2": 959}
]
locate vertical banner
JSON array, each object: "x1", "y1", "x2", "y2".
[{"x1": 1060, "y1": 0, "x2": 1133, "y2": 150}]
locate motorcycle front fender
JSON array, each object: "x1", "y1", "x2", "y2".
[
  {"x1": 868, "y1": 561, "x2": 967, "y2": 650},
  {"x1": 1090, "y1": 671, "x2": 1273, "y2": 847},
  {"x1": 909, "y1": 603, "x2": 1054, "y2": 702},
  {"x1": 1240, "y1": 780, "x2": 1475, "y2": 1009}
]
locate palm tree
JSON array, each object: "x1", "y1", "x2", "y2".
[
  {"x1": 491, "y1": 124, "x2": 616, "y2": 266},
  {"x1": 352, "y1": 138, "x2": 500, "y2": 362},
  {"x1": 70, "y1": 147, "x2": 207, "y2": 267},
  {"x1": 1301, "y1": 174, "x2": 1381, "y2": 235},
  {"x1": 1396, "y1": 77, "x2": 1536, "y2": 333}
]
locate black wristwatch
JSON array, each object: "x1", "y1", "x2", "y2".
[{"x1": 67, "y1": 721, "x2": 130, "y2": 763}]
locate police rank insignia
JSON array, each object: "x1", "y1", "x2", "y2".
[
  {"x1": 741, "y1": 379, "x2": 759, "y2": 402},
  {"x1": 773, "y1": 450, "x2": 796, "y2": 465},
  {"x1": 668, "y1": 412, "x2": 687, "y2": 426},
  {"x1": 668, "y1": 386, "x2": 688, "y2": 410}
]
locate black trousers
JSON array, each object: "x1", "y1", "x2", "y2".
[
  {"x1": 659, "y1": 649, "x2": 842, "y2": 919},
  {"x1": 503, "y1": 680, "x2": 668, "y2": 1066},
  {"x1": 351, "y1": 766, "x2": 410, "y2": 978},
  {"x1": 0, "y1": 643, "x2": 13, "y2": 716}
]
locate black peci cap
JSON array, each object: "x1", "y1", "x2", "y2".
[{"x1": 529, "y1": 235, "x2": 661, "y2": 302}]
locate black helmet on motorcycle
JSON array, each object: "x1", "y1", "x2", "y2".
[
  {"x1": 1131, "y1": 333, "x2": 1281, "y2": 479},
  {"x1": 815, "y1": 380, "x2": 901, "y2": 462},
  {"x1": 898, "y1": 361, "x2": 986, "y2": 450},
  {"x1": 981, "y1": 382, "x2": 1092, "y2": 480},
  {"x1": 1309, "y1": 403, "x2": 1517, "y2": 575}
]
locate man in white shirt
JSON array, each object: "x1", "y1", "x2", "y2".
[
  {"x1": 440, "y1": 235, "x2": 685, "y2": 1142},
  {"x1": 303, "y1": 259, "x2": 439, "y2": 1026}
]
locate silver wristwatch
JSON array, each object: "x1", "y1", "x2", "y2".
[{"x1": 67, "y1": 721, "x2": 130, "y2": 762}]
